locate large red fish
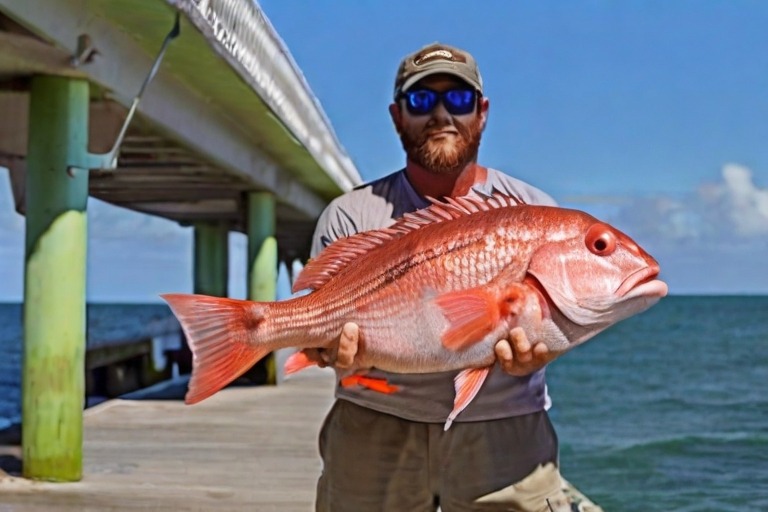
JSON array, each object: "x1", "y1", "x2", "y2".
[{"x1": 163, "y1": 191, "x2": 667, "y2": 428}]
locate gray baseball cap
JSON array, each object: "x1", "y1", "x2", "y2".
[{"x1": 393, "y1": 42, "x2": 483, "y2": 99}]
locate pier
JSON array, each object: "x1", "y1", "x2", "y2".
[
  {"x1": 0, "y1": 368, "x2": 337, "y2": 511},
  {"x1": 0, "y1": 0, "x2": 360, "y2": 481}
]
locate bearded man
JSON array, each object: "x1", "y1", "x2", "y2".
[{"x1": 307, "y1": 43, "x2": 579, "y2": 512}]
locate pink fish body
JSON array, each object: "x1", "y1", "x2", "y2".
[{"x1": 163, "y1": 191, "x2": 667, "y2": 428}]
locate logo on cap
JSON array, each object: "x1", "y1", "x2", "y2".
[{"x1": 414, "y1": 49, "x2": 466, "y2": 66}]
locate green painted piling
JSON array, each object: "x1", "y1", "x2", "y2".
[
  {"x1": 246, "y1": 192, "x2": 277, "y2": 384},
  {"x1": 193, "y1": 221, "x2": 229, "y2": 297},
  {"x1": 22, "y1": 76, "x2": 90, "y2": 481}
]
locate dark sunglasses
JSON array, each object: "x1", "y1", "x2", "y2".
[{"x1": 399, "y1": 88, "x2": 478, "y2": 116}]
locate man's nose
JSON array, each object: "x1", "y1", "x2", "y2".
[{"x1": 427, "y1": 100, "x2": 453, "y2": 125}]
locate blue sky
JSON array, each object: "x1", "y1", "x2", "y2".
[{"x1": 1, "y1": 1, "x2": 767, "y2": 301}]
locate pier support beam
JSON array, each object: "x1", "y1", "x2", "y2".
[
  {"x1": 22, "y1": 76, "x2": 90, "y2": 481},
  {"x1": 170, "y1": 221, "x2": 231, "y2": 375},
  {"x1": 245, "y1": 192, "x2": 277, "y2": 384},
  {"x1": 193, "y1": 221, "x2": 229, "y2": 297}
]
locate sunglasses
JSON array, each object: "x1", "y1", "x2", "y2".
[{"x1": 399, "y1": 88, "x2": 478, "y2": 116}]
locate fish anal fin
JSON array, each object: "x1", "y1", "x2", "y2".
[{"x1": 445, "y1": 367, "x2": 491, "y2": 430}]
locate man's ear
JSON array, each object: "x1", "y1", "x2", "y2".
[
  {"x1": 478, "y1": 96, "x2": 490, "y2": 131},
  {"x1": 389, "y1": 103, "x2": 402, "y2": 134}
]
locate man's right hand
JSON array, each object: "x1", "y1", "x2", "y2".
[{"x1": 302, "y1": 322, "x2": 359, "y2": 369}]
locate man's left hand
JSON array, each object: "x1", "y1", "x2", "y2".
[{"x1": 494, "y1": 327, "x2": 557, "y2": 376}]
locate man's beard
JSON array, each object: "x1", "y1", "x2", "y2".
[{"x1": 400, "y1": 116, "x2": 482, "y2": 175}]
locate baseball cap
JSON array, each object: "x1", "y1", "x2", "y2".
[{"x1": 393, "y1": 42, "x2": 483, "y2": 99}]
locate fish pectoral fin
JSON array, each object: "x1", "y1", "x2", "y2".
[
  {"x1": 435, "y1": 284, "x2": 531, "y2": 351},
  {"x1": 445, "y1": 367, "x2": 491, "y2": 430},
  {"x1": 283, "y1": 350, "x2": 318, "y2": 375},
  {"x1": 434, "y1": 288, "x2": 502, "y2": 351},
  {"x1": 340, "y1": 374, "x2": 400, "y2": 394}
]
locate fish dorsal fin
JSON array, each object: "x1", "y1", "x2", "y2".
[
  {"x1": 392, "y1": 189, "x2": 525, "y2": 236},
  {"x1": 292, "y1": 227, "x2": 402, "y2": 292},
  {"x1": 292, "y1": 189, "x2": 525, "y2": 293}
]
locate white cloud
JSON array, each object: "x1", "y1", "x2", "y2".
[
  {"x1": 717, "y1": 163, "x2": 768, "y2": 237},
  {"x1": 603, "y1": 163, "x2": 768, "y2": 245},
  {"x1": 563, "y1": 164, "x2": 767, "y2": 294}
]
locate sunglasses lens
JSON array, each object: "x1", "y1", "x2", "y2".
[
  {"x1": 403, "y1": 89, "x2": 477, "y2": 116},
  {"x1": 443, "y1": 90, "x2": 476, "y2": 115},
  {"x1": 405, "y1": 90, "x2": 437, "y2": 115}
]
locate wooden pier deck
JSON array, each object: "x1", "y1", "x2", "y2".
[{"x1": 0, "y1": 368, "x2": 337, "y2": 512}]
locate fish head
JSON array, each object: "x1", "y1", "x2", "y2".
[{"x1": 526, "y1": 214, "x2": 668, "y2": 344}]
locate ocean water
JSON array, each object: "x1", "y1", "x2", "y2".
[
  {"x1": 0, "y1": 302, "x2": 179, "y2": 430},
  {"x1": 1, "y1": 296, "x2": 767, "y2": 510},
  {"x1": 546, "y1": 295, "x2": 768, "y2": 511}
]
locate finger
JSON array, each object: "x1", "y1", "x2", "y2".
[
  {"x1": 335, "y1": 322, "x2": 360, "y2": 369},
  {"x1": 510, "y1": 327, "x2": 532, "y2": 363},
  {"x1": 495, "y1": 339, "x2": 513, "y2": 361},
  {"x1": 532, "y1": 342, "x2": 550, "y2": 358},
  {"x1": 495, "y1": 339, "x2": 514, "y2": 374}
]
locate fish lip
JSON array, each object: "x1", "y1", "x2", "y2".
[{"x1": 616, "y1": 265, "x2": 667, "y2": 298}]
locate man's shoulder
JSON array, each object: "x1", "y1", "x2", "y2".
[
  {"x1": 484, "y1": 168, "x2": 557, "y2": 206},
  {"x1": 323, "y1": 169, "x2": 415, "y2": 221},
  {"x1": 311, "y1": 170, "x2": 405, "y2": 255},
  {"x1": 328, "y1": 169, "x2": 404, "y2": 204}
]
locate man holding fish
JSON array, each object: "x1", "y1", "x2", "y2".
[
  {"x1": 164, "y1": 42, "x2": 666, "y2": 511},
  {"x1": 304, "y1": 43, "x2": 596, "y2": 511}
]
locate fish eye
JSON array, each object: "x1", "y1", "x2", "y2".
[{"x1": 585, "y1": 224, "x2": 617, "y2": 256}]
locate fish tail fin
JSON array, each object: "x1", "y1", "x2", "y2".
[
  {"x1": 283, "y1": 350, "x2": 318, "y2": 375},
  {"x1": 161, "y1": 293, "x2": 271, "y2": 405}
]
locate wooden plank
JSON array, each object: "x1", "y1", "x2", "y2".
[{"x1": 0, "y1": 368, "x2": 337, "y2": 511}]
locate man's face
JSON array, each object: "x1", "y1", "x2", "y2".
[{"x1": 392, "y1": 74, "x2": 488, "y2": 175}]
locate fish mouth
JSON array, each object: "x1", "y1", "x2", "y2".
[{"x1": 616, "y1": 265, "x2": 668, "y2": 299}]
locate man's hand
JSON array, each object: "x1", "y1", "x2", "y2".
[
  {"x1": 302, "y1": 322, "x2": 359, "y2": 369},
  {"x1": 494, "y1": 327, "x2": 556, "y2": 376}
]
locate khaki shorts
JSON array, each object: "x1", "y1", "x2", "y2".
[{"x1": 315, "y1": 399, "x2": 570, "y2": 512}]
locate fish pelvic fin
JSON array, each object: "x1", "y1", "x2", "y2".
[
  {"x1": 445, "y1": 366, "x2": 491, "y2": 430},
  {"x1": 340, "y1": 374, "x2": 400, "y2": 394},
  {"x1": 161, "y1": 293, "x2": 270, "y2": 405},
  {"x1": 283, "y1": 350, "x2": 318, "y2": 375},
  {"x1": 435, "y1": 284, "x2": 527, "y2": 351}
]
